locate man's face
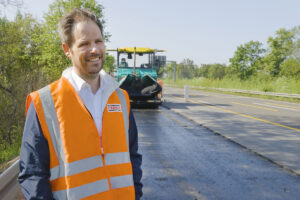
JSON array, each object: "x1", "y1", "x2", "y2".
[{"x1": 63, "y1": 20, "x2": 105, "y2": 80}]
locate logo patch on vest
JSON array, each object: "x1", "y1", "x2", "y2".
[{"x1": 107, "y1": 104, "x2": 122, "y2": 112}]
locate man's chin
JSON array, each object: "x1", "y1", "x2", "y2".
[
  {"x1": 88, "y1": 64, "x2": 103, "y2": 73},
  {"x1": 88, "y1": 69, "x2": 101, "y2": 77},
  {"x1": 83, "y1": 71, "x2": 100, "y2": 81}
]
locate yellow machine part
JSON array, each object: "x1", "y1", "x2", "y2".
[{"x1": 107, "y1": 47, "x2": 165, "y2": 53}]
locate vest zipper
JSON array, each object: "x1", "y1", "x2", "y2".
[{"x1": 84, "y1": 104, "x2": 105, "y2": 156}]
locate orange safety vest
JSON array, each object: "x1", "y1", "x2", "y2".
[{"x1": 26, "y1": 77, "x2": 135, "y2": 200}]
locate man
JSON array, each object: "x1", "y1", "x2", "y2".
[
  {"x1": 120, "y1": 58, "x2": 128, "y2": 68},
  {"x1": 18, "y1": 8, "x2": 142, "y2": 200}
]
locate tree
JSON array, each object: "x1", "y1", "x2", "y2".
[
  {"x1": 263, "y1": 28, "x2": 295, "y2": 76},
  {"x1": 198, "y1": 64, "x2": 227, "y2": 79},
  {"x1": 163, "y1": 62, "x2": 175, "y2": 79},
  {"x1": 38, "y1": 0, "x2": 109, "y2": 81},
  {"x1": 280, "y1": 58, "x2": 300, "y2": 78},
  {"x1": 198, "y1": 64, "x2": 209, "y2": 78},
  {"x1": 177, "y1": 58, "x2": 198, "y2": 79},
  {"x1": 229, "y1": 41, "x2": 265, "y2": 79},
  {"x1": 0, "y1": 14, "x2": 43, "y2": 163},
  {"x1": 103, "y1": 53, "x2": 115, "y2": 73}
]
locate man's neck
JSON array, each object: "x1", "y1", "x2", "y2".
[
  {"x1": 74, "y1": 68, "x2": 101, "y2": 94},
  {"x1": 86, "y1": 75, "x2": 100, "y2": 94}
]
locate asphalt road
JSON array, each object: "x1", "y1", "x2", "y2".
[
  {"x1": 136, "y1": 106, "x2": 300, "y2": 200},
  {"x1": 162, "y1": 86, "x2": 300, "y2": 175}
]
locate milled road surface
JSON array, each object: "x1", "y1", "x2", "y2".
[{"x1": 136, "y1": 107, "x2": 300, "y2": 200}]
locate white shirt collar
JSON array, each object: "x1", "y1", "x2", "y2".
[
  {"x1": 71, "y1": 68, "x2": 108, "y2": 95},
  {"x1": 71, "y1": 68, "x2": 89, "y2": 91},
  {"x1": 62, "y1": 66, "x2": 119, "y2": 96}
]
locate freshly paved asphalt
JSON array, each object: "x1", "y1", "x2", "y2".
[
  {"x1": 162, "y1": 86, "x2": 300, "y2": 175},
  {"x1": 135, "y1": 107, "x2": 300, "y2": 200}
]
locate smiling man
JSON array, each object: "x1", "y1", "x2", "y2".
[{"x1": 18, "y1": 8, "x2": 142, "y2": 200}]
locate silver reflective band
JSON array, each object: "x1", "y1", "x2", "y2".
[
  {"x1": 52, "y1": 179, "x2": 109, "y2": 200},
  {"x1": 50, "y1": 155, "x2": 103, "y2": 181},
  {"x1": 50, "y1": 165, "x2": 61, "y2": 181},
  {"x1": 39, "y1": 86, "x2": 66, "y2": 177},
  {"x1": 105, "y1": 152, "x2": 130, "y2": 166},
  {"x1": 110, "y1": 175, "x2": 134, "y2": 189},
  {"x1": 115, "y1": 88, "x2": 129, "y2": 148}
]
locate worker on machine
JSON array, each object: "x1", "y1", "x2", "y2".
[{"x1": 120, "y1": 58, "x2": 128, "y2": 67}]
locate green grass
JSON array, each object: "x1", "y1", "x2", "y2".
[
  {"x1": 163, "y1": 77, "x2": 300, "y2": 103},
  {"x1": 0, "y1": 128, "x2": 22, "y2": 170},
  {"x1": 163, "y1": 77, "x2": 300, "y2": 94}
]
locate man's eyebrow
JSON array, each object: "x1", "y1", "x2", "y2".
[{"x1": 78, "y1": 39, "x2": 88, "y2": 43}]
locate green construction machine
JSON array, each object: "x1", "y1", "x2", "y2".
[{"x1": 107, "y1": 47, "x2": 166, "y2": 107}]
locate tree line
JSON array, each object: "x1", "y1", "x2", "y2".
[
  {"x1": 0, "y1": 0, "x2": 113, "y2": 164},
  {"x1": 163, "y1": 27, "x2": 300, "y2": 81}
]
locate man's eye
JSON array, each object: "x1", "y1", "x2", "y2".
[{"x1": 79, "y1": 43, "x2": 88, "y2": 47}]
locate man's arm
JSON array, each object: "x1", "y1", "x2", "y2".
[
  {"x1": 128, "y1": 109, "x2": 143, "y2": 200},
  {"x1": 18, "y1": 102, "x2": 53, "y2": 200}
]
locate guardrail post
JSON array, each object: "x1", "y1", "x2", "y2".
[
  {"x1": 173, "y1": 61, "x2": 177, "y2": 82},
  {"x1": 184, "y1": 85, "x2": 189, "y2": 102}
]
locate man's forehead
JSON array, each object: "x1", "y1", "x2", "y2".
[
  {"x1": 73, "y1": 20, "x2": 99, "y2": 32},
  {"x1": 72, "y1": 20, "x2": 103, "y2": 39}
]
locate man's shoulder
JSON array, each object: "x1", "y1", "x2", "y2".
[
  {"x1": 29, "y1": 78, "x2": 63, "y2": 96},
  {"x1": 119, "y1": 88, "x2": 129, "y2": 98}
]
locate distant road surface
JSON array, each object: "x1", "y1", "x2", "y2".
[{"x1": 162, "y1": 86, "x2": 300, "y2": 175}]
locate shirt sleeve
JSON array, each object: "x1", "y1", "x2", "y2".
[
  {"x1": 128, "y1": 109, "x2": 143, "y2": 200},
  {"x1": 18, "y1": 102, "x2": 53, "y2": 200}
]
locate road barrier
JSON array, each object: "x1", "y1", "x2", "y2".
[
  {"x1": 0, "y1": 159, "x2": 20, "y2": 200},
  {"x1": 184, "y1": 85, "x2": 189, "y2": 102}
]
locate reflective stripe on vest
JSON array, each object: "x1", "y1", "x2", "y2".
[
  {"x1": 115, "y1": 88, "x2": 129, "y2": 149},
  {"x1": 50, "y1": 155, "x2": 103, "y2": 181},
  {"x1": 36, "y1": 81, "x2": 134, "y2": 199},
  {"x1": 105, "y1": 152, "x2": 130, "y2": 166},
  {"x1": 110, "y1": 174, "x2": 134, "y2": 189},
  {"x1": 53, "y1": 179, "x2": 109, "y2": 200},
  {"x1": 39, "y1": 86, "x2": 66, "y2": 180}
]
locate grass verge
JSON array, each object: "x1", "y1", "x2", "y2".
[
  {"x1": 163, "y1": 77, "x2": 300, "y2": 103},
  {"x1": 0, "y1": 131, "x2": 22, "y2": 173}
]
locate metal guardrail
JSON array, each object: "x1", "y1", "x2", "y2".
[
  {"x1": 0, "y1": 159, "x2": 20, "y2": 200},
  {"x1": 166, "y1": 84, "x2": 300, "y2": 99},
  {"x1": 210, "y1": 87, "x2": 300, "y2": 99}
]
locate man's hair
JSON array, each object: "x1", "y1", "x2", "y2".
[{"x1": 58, "y1": 8, "x2": 104, "y2": 47}]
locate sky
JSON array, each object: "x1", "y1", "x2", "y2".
[{"x1": 3, "y1": 0, "x2": 300, "y2": 66}]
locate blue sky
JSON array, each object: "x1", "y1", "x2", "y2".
[{"x1": 4, "y1": 0, "x2": 300, "y2": 65}]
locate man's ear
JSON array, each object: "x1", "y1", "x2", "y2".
[{"x1": 62, "y1": 43, "x2": 71, "y2": 58}]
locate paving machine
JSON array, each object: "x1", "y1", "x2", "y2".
[{"x1": 107, "y1": 47, "x2": 166, "y2": 107}]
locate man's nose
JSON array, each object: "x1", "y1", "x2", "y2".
[{"x1": 90, "y1": 43, "x2": 99, "y2": 53}]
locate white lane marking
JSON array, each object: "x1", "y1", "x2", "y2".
[
  {"x1": 253, "y1": 103, "x2": 300, "y2": 112},
  {"x1": 265, "y1": 102, "x2": 300, "y2": 110}
]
